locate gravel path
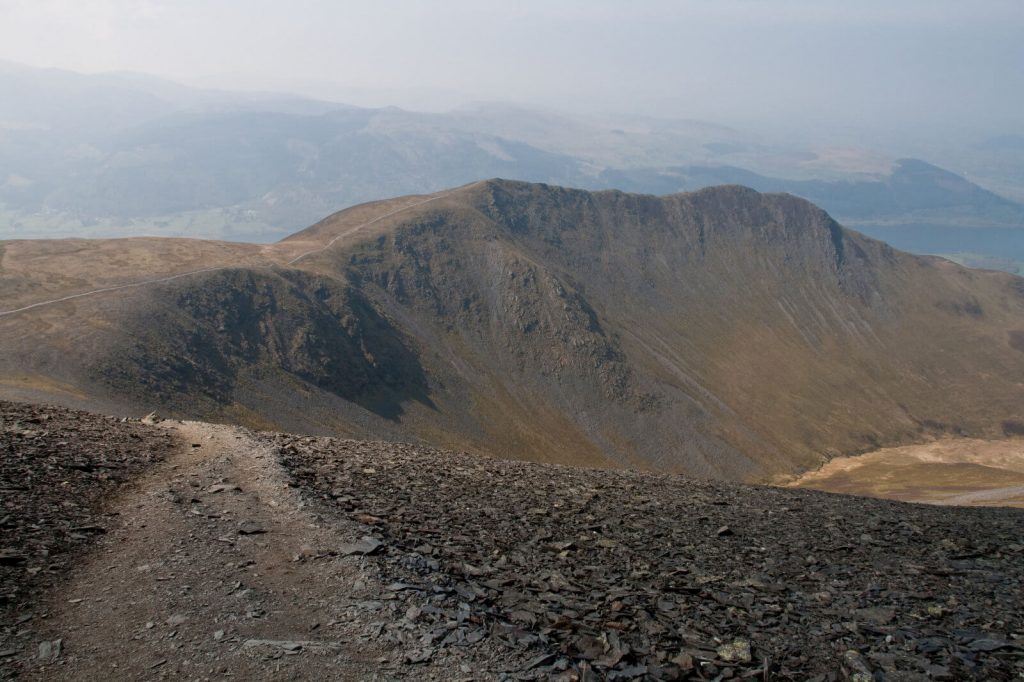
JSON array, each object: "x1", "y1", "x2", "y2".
[
  {"x1": 933, "y1": 486, "x2": 1024, "y2": 507},
  {"x1": 0, "y1": 402, "x2": 174, "y2": 618},
  {"x1": 3, "y1": 418, "x2": 397, "y2": 680}
]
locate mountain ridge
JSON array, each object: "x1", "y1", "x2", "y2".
[
  {"x1": 1, "y1": 180, "x2": 1022, "y2": 481},
  {"x1": 599, "y1": 159, "x2": 1024, "y2": 228}
]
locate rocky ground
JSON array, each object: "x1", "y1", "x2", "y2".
[
  {"x1": 0, "y1": 401, "x2": 175, "y2": 618},
  {"x1": 0, "y1": 400, "x2": 1022, "y2": 680},
  {"x1": 1, "y1": 409, "x2": 398, "y2": 680},
  {"x1": 271, "y1": 434, "x2": 1024, "y2": 680}
]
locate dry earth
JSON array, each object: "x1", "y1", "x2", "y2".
[
  {"x1": 2, "y1": 401, "x2": 1023, "y2": 680},
  {"x1": 787, "y1": 438, "x2": 1024, "y2": 508}
]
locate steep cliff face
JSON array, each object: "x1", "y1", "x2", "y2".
[{"x1": 2, "y1": 180, "x2": 1023, "y2": 480}]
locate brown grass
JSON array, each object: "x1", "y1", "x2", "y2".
[{"x1": 786, "y1": 437, "x2": 1024, "y2": 508}]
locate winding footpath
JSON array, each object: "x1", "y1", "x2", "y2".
[{"x1": 20, "y1": 422, "x2": 387, "y2": 680}]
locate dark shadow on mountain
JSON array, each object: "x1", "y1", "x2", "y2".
[{"x1": 93, "y1": 268, "x2": 434, "y2": 422}]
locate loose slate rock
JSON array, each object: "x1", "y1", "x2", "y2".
[
  {"x1": 267, "y1": 430, "x2": 1024, "y2": 680},
  {"x1": 339, "y1": 536, "x2": 384, "y2": 556},
  {"x1": 36, "y1": 639, "x2": 61, "y2": 663},
  {"x1": 0, "y1": 401, "x2": 173, "y2": 628},
  {"x1": 716, "y1": 639, "x2": 751, "y2": 663},
  {"x1": 404, "y1": 647, "x2": 434, "y2": 664},
  {"x1": 241, "y1": 639, "x2": 345, "y2": 655}
]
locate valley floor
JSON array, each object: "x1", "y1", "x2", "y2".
[
  {"x1": 787, "y1": 438, "x2": 1024, "y2": 508},
  {"x1": 1, "y1": 401, "x2": 1023, "y2": 680}
]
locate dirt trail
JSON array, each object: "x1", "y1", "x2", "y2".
[{"x1": 18, "y1": 422, "x2": 388, "y2": 680}]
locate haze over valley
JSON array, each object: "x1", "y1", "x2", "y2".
[{"x1": 2, "y1": 59, "x2": 1023, "y2": 274}]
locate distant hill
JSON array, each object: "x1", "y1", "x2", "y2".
[
  {"x1": 597, "y1": 159, "x2": 1024, "y2": 270},
  {"x1": 2, "y1": 59, "x2": 1022, "y2": 268},
  {"x1": 2, "y1": 181, "x2": 1022, "y2": 481},
  {"x1": 0, "y1": 62, "x2": 591, "y2": 241},
  {"x1": 10, "y1": 107, "x2": 583, "y2": 230},
  {"x1": 599, "y1": 159, "x2": 1024, "y2": 226}
]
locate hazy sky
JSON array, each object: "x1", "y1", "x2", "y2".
[{"x1": 1, "y1": 0, "x2": 1022, "y2": 137}]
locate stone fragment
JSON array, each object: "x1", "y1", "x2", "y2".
[
  {"x1": 37, "y1": 639, "x2": 61, "y2": 662},
  {"x1": 339, "y1": 536, "x2": 384, "y2": 556},
  {"x1": 241, "y1": 639, "x2": 344, "y2": 654},
  {"x1": 968, "y1": 638, "x2": 1013, "y2": 652},
  {"x1": 843, "y1": 649, "x2": 872, "y2": 677},
  {"x1": 716, "y1": 639, "x2": 751, "y2": 663}
]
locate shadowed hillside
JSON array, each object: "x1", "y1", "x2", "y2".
[{"x1": 1, "y1": 180, "x2": 1023, "y2": 480}]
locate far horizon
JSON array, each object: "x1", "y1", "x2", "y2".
[
  {"x1": 1, "y1": 1, "x2": 1022, "y2": 141},
  {"x1": 1, "y1": 2, "x2": 1022, "y2": 273}
]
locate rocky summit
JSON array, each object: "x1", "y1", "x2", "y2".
[{"x1": 1, "y1": 400, "x2": 1022, "y2": 680}]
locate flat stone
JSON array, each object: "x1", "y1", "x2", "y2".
[
  {"x1": 716, "y1": 639, "x2": 751, "y2": 663},
  {"x1": 339, "y1": 536, "x2": 384, "y2": 556},
  {"x1": 241, "y1": 639, "x2": 344, "y2": 655}
]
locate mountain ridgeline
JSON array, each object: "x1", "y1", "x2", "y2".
[{"x1": 2, "y1": 180, "x2": 1023, "y2": 480}]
